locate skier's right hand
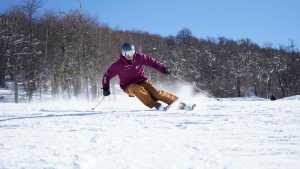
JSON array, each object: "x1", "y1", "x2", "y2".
[
  {"x1": 103, "y1": 88, "x2": 111, "y2": 96},
  {"x1": 164, "y1": 67, "x2": 171, "y2": 75}
]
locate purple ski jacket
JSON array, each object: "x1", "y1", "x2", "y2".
[{"x1": 102, "y1": 52, "x2": 168, "y2": 91}]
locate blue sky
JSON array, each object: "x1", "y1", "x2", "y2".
[{"x1": 1, "y1": 0, "x2": 299, "y2": 48}]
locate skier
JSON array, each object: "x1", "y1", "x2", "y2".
[{"x1": 102, "y1": 42, "x2": 178, "y2": 110}]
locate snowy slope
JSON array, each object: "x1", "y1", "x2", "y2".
[
  {"x1": 279, "y1": 95, "x2": 300, "y2": 101},
  {"x1": 0, "y1": 94, "x2": 300, "y2": 169}
]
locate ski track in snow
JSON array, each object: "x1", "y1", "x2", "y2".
[{"x1": 0, "y1": 97, "x2": 300, "y2": 169}]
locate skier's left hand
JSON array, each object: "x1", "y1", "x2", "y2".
[{"x1": 103, "y1": 88, "x2": 111, "y2": 96}]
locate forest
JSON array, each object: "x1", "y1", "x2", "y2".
[{"x1": 1, "y1": 0, "x2": 300, "y2": 102}]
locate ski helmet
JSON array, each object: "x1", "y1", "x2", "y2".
[{"x1": 121, "y1": 42, "x2": 135, "y2": 60}]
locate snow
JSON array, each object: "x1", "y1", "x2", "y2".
[
  {"x1": 0, "y1": 91, "x2": 300, "y2": 169},
  {"x1": 0, "y1": 89, "x2": 14, "y2": 102},
  {"x1": 279, "y1": 95, "x2": 300, "y2": 101},
  {"x1": 0, "y1": 89, "x2": 12, "y2": 95},
  {"x1": 0, "y1": 87, "x2": 26, "y2": 102},
  {"x1": 221, "y1": 96, "x2": 267, "y2": 101}
]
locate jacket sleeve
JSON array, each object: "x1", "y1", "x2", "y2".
[
  {"x1": 102, "y1": 64, "x2": 118, "y2": 90},
  {"x1": 141, "y1": 53, "x2": 167, "y2": 73}
]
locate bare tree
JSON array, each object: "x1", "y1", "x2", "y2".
[{"x1": 2, "y1": 3, "x2": 300, "y2": 101}]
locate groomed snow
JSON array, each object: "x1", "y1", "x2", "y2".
[{"x1": 0, "y1": 92, "x2": 300, "y2": 169}]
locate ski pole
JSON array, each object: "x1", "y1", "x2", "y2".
[{"x1": 91, "y1": 96, "x2": 106, "y2": 110}]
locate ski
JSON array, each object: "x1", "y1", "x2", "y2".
[{"x1": 162, "y1": 102, "x2": 196, "y2": 111}]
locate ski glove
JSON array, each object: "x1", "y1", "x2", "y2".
[
  {"x1": 164, "y1": 67, "x2": 171, "y2": 75},
  {"x1": 103, "y1": 88, "x2": 111, "y2": 96}
]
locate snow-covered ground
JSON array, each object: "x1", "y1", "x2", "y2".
[{"x1": 0, "y1": 90, "x2": 300, "y2": 169}]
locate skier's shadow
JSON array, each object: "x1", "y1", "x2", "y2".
[
  {"x1": 0, "y1": 109, "x2": 161, "y2": 122},
  {"x1": 0, "y1": 112, "x2": 104, "y2": 122}
]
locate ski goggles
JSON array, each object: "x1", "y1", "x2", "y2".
[{"x1": 122, "y1": 49, "x2": 135, "y2": 60}]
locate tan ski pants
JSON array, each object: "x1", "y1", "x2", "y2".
[{"x1": 125, "y1": 80, "x2": 178, "y2": 108}]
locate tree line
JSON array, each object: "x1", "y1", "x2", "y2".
[{"x1": 0, "y1": 0, "x2": 300, "y2": 102}]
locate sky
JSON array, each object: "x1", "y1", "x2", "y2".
[{"x1": 1, "y1": 0, "x2": 300, "y2": 48}]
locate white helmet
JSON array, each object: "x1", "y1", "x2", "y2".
[{"x1": 121, "y1": 42, "x2": 135, "y2": 60}]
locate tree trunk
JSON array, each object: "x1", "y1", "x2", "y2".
[
  {"x1": 0, "y1": 41, "x2": 7, "y2": 88},
  {"x1": 267, "y1": 78, "x2": 271, "y2": 99},
  {"x1": 84, "y1": 76, "x2": 89, "y2": 100},
  {"x1": 14, "y1": 80, "x2": 19, "y2": 103},
  {"x1": 51, "y1": 73, "x2": 58, "y2": 97},
  {"x1": 277, "y1": 75, "x2": 286, "y2": 97},
  {"x1": 0, "y1": 69, "x2": 5, "y2": 88},
  {"x1": 236, "y1": 76, "x2": 241, "y2": 97},
  {"x1": 90, "y1": 79, "x2": 97, "y2": 100}
]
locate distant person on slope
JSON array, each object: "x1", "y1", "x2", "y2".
[{"x1": 102, "y1": 42, "x2": 178, "y2": 110}]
